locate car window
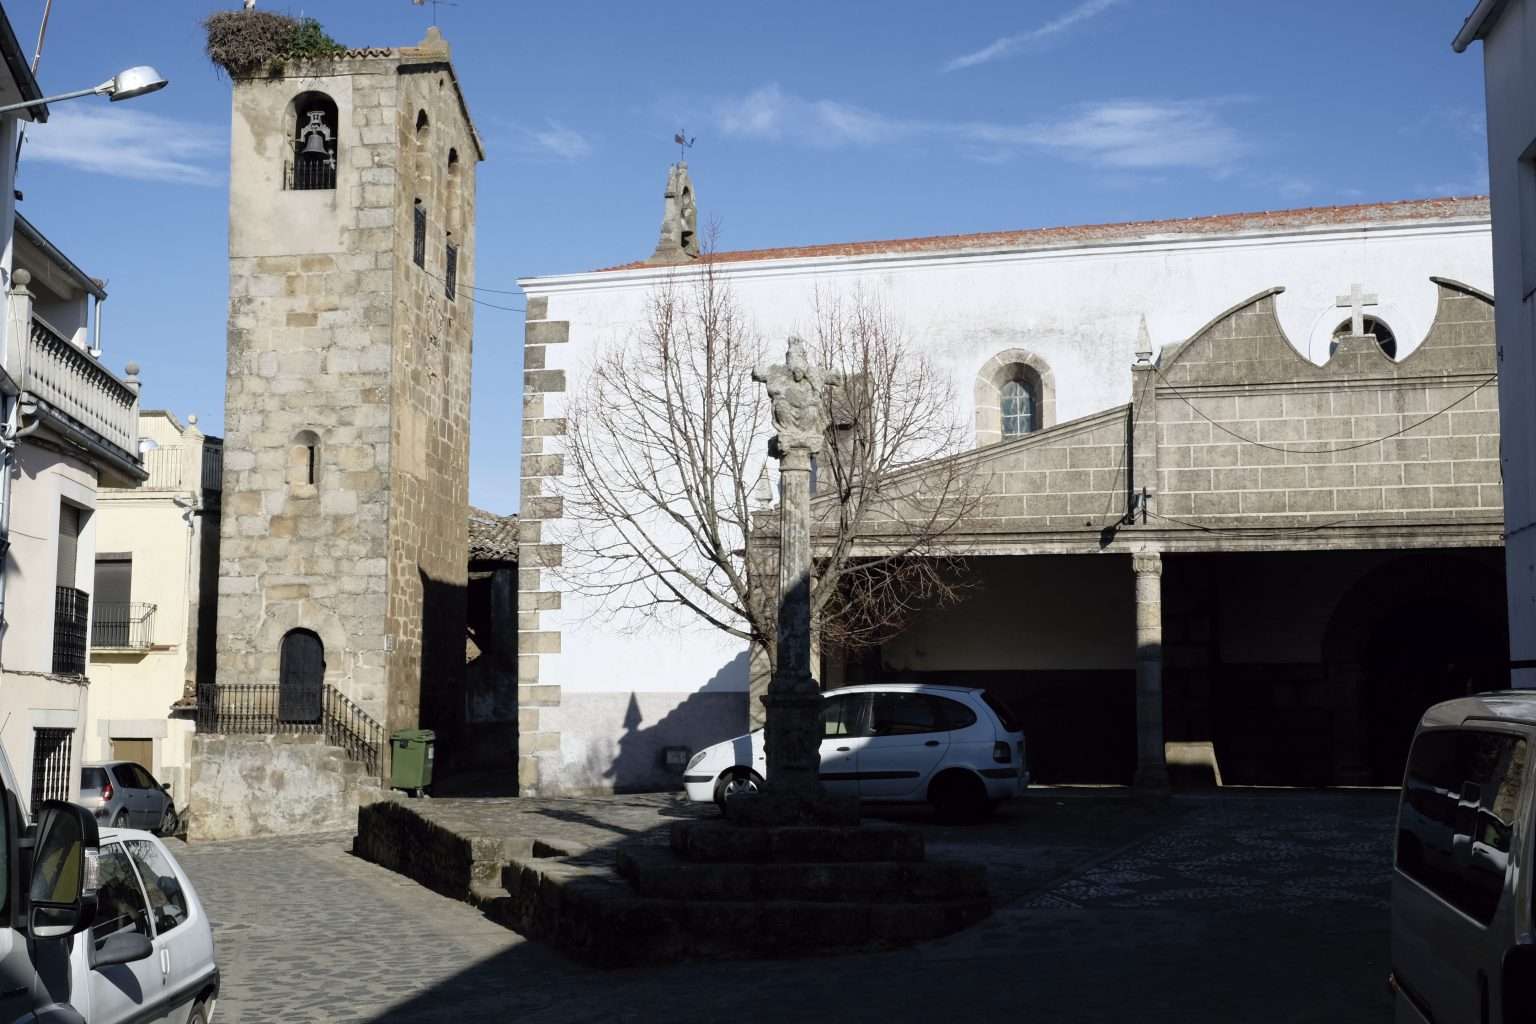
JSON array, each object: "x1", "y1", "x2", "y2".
[
  {"x1": 982, "y1": 691, "x2": 1021, "y2": 733},
  {"x1": 821, "y1": 695, "x2": 864, "y2": 738},
  {"x1": 130, "y1": 765, "x2": 156, "y2": 790},
  {"x1": 123, "y1": 839, "x2": 188, "y2": 936},
  {"x1": 934, "y1": 698, "x2": 977, "y2": 731},
  {"x1": 1396, "y1": 728, "x2": 1529, "y2": 925},
  {"x1": 81, "y1": 767, "x2": 107, "y2": 792},
  {"x1": 92, "y1": 844, "x2": 151, "y2": 945},
  {"x1": 871, "y1": 693, "x2": 942, "y2": 736},
  {"x1": 110, "y1": 766, "x2": 139, "y2": 790}
]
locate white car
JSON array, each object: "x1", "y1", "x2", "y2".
[
  {"x1": 69, "y1": 828, "x2": 219, "y2": 1024},
  {"x1": 683, "y1": 684, "x2": 1028, "y2": 820}
]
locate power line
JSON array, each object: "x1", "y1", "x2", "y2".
[
  {"x1": 1145, "y1": 509, "x2": 1359, "y2": 536},
  {"x1": 414, "y1": 265, "x2": 526, "y2": 312},
  {"x1": 1155, "y1": 369, "x2": 1498, "y2": 455}
]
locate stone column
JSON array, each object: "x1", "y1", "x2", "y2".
[
  {"x1": 761, "y1": 444, "x2": 823, "y2": 800},
  {"x1": 1132, "y1": 552, "x2": 1170, "y2": 790}
]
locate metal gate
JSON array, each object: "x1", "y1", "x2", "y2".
[{"x1": 31, "y1": 728, "x2": 73, "y2": 810}]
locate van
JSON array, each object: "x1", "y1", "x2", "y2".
[{"x1": 1389, "y1": 691, "x2": 1536, "y2": 1024}]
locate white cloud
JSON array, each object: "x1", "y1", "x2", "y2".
[
  {"x1": 945, "y1": 0, "x2": 1123, "y2": 72},
  {"x1": 716, "y1": 84, "x2": 914, "y2": 147},
  {"x1": 528, "y1": 120, "x2": 593, "y2": 160},
  {"x1": 714, "y1": 87, "x2": 1248, "y2": 173},
  {"x1": 23, "y1": 106, "x2": 223, "y2": 185}
]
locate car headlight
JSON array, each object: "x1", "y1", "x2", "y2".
[{"x1": 686, "y1": 750, "x2": 708, "y2": 771}]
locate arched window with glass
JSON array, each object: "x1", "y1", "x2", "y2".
[{"x1": 1000, "y1": 377, "x2": 1040, "y2": 437}]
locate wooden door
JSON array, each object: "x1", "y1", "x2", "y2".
[
  {"x1": 278, "y1": 629, "x2": 325, "y2": 723},
  {"x1": 111, "y1": 738, "x2": 153, "y2": 771}
]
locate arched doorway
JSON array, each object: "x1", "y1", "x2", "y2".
[
  {"x1": 1323, "y1": 552, "x2": 1507, "y2": 785},
  {"x1": 278, "y1": 628, "x2": 325, "y2": 723}
]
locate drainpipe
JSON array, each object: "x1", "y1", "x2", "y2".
[{"x1": 89, "y1": 295, "x2": 103, "y2": 358}]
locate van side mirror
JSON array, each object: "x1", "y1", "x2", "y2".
[
  {"x1": 27, "y1": 801, "x2": 99, "y2": 939},
  {"x1": 1504, "y1": 945, "x2": 1536, "y2": 1024}
]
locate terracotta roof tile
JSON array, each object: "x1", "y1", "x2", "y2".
[
  {"x1": 595, "y1": 195, "x2": 1489, "y2": 273},
  {"x1": 468, "y1": 506, "x2": 518, "y2": 565}
]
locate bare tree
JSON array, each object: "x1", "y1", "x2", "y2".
[{"x1": 559, "y1": 250, "x2": 976, "y2": 668}]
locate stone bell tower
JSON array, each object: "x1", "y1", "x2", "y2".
[{"x1": 202, "y1": 27, "x2": 484, "y2": 834}]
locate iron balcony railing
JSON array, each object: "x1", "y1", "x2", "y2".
[
  {"x1": 52, "y1": 587, "x2": 89, "y2": 676},
  {"x1": 284, "y1": 157, "x2": 336, "y2": 191},
  {"x1": 202, "y1": 443, "x2": 223, "y2": 492},
  {"x1": 91, "y1": 602, "x2": 157, "y2": 650},
  {"x1": 195, "y1": 683, "x2": 383, "y2": 777},
  {"x1": 21, "y1": 317, "x2": 139, "y2": 460}
]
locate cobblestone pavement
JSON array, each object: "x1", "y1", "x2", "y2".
[{"x1": 175, "y1": 789, "x2": 1398, "y2": 1024}]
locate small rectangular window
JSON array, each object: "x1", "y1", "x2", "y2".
[
  {"x1": 445, "y1": 242, "x2": 458, "y2": 300},
  {"x1": 413, "y1": 202, "x2": 426, "y2": 269},
  {"x1": 1397, "y1": 728, "x2": 1528, "y2": 925}
]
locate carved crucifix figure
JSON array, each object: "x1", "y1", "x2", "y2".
[{"x1": 750, "y1": 337, "x2": 843, "y2": 806}]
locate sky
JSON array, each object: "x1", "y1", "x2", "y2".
[{"x1": 14, "y1": 0, "x2": 1490, "y2": 513}]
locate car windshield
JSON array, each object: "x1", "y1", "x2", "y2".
[
  {"x1": 982, "y1": 691, "x2": 1021, "y2": 733},
  {"x1": 81, "y1": 768, "x2": 107, "y2": 792}
]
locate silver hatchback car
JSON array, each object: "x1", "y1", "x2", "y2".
[{"x1": 80, "y1": 761, "x2": 180, "y2": 835}]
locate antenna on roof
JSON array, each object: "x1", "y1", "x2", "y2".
[
  {"x1": 674, "y1": 130, "x2": 695, "y2": 162},
  {"x1": 411, "y1": 0, "x2": 457, "y2": 25}
]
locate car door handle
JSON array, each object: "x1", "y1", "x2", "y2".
[
  {"x1": 160, "y1": 947, "x2": 170, "y2": 981},
  {"x1": 836, "y1": 746, "x2": 850, "y2": 752},
  {"x1": 924, "y1": 740, "x2": 940, "y2": 747}
]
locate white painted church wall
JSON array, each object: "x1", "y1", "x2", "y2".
[{"x1": 524, "y1": 215, "x2": 1494, "y2": 786}]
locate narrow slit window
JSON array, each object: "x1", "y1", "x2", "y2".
[
  {"x1": 445, "y1": 241, "x2": 458, "y2": 300},
  {"x1": 306, "y1": 444, "x2": 317, "y2": 486},
  {"x1": 413, "y1": 200, "x2": 426, "y2": 268}
]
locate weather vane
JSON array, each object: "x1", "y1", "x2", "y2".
[
  {"x1": 674, "y1": 129, "x2": 695, "y2": 162},
  {"x1": 411, "y1": 0, "x2": 458, "y2": 25}
]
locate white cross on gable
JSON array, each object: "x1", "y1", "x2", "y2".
[{"x1": 1335, "y1": 283, "x2": 1379, "y2": 337}]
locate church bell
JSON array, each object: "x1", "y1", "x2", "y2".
[{"x1": 299, "y1": 132, "x2": 328, "y2": 158}]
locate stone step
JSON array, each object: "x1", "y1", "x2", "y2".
[
  {"x1": 493, "y1": 855, "x2": 991, "y2": 968},
  {"x1": 616, "y1": 846, "x2": 988, "y2": 903},
  {"x1": 669, "y1": 820, "x2": 926, "y2": 863}
]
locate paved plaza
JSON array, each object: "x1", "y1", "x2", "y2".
[{"x1": 173, "y1": 790, "x2": 1398, "y2": 1023}]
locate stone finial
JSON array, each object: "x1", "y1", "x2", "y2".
[
  {"x1": 752, "y1": 465, "x2": 775, "y2": 508},
  {"x1": 10, "y1": 268, "x2": 30, "y2": 291},
  {"x1": 412, "y1": 25, "x2": 450, "y2": 57},
  {"x1": 1134, "y1": 315, "x2": 1154, "y2": 366},
  {"x1": 187, "y1": 413, "x2": 198, "y2": 425},
  {"x1": 644, "y1": 161, "x2": 700, "y2": 265},
  {"x1": 123, "y1": 362, "x2": 141, "y2": 396}
]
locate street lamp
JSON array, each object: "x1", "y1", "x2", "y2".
[{"x1": 0, "y1": 65, "x2": 168, "y2": 115}]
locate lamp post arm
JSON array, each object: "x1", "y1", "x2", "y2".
[{"x1": 0, "y1": 81, "x2": 111, "y2": 116}]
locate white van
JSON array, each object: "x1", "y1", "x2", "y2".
[{"x1": 1389, "y1": 691, "x2": 1536, "y2": 1024}]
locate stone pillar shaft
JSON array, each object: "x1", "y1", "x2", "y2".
[
  {"x1": 763, "y1": 447, "x2": 822, "y2": 798},
  {"x1": 1133, "y1": 552, "x2": 1169, "y2": 789}
]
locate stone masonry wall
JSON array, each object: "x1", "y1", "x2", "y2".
[
  {"x1": 187, "y1": 733, "x2": 390, "y2": 840},
  {"x1": 383, "y1": 58, "x2": 477, "y2": 739},
  {"x1": 517, "y1": 298, "x2": 565, "y2": 794},
  {"x1": 1154, "y1": 282, "x2": 1499, "y2": 525},
  {"x1": 217, "y1": 57, "x2": 403, "y2": 720}
]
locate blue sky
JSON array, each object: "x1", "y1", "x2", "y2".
[{"x1": 16, "y1": 0, "x2": 1488, "y2": 512}]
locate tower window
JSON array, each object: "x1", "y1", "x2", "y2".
[
  {"x1": 1331, "y1": 316, "x2": 1397, "y2": 359},
  {"x1": 413, "y1": 200, "x2": 427, "y2": 268},
  {"x1": 288, "y1": 92, "x2": 338, "y2": 191},
  {"x1": 445, "y1": 240, "x2": 458, "y2": 300},
  {"x1": 288, "y1": 430, "x2": 320, "y2": 494}
]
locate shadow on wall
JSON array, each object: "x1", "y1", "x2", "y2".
[
  {"x1": 568, "y1": 650, "x2": 751, "y2": 794},
  {"x1": 417, "y1": 567, "x2": 469, "y2": 775}
]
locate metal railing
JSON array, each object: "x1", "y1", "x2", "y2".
[
  {"x1": 195, "y1": 683, "x2": 383, "y2": 777},
  {"x1": 91, "y1": 602, "x2": 157, "y2": 650},
  {"x1": 21, "y1": 317, "x2": 138, "y2": 459},
  {"x1": 202, "y1": 443, "x2": 223, "y2": 492},
  {"x1": 285, "y1": 158, "x2": 336, "y2": 191},
  {"x1": 52, "y1": 587, "x2": 89, "y2": 675}
]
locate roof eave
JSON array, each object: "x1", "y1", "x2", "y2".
[
  {"x1": 1453, "y1": 0, "x2": 1511, "y2": 51},
  {"x1": 16, "y1": 214, "x2": 107, "y2": 299},
  {"x1": 0, "y1": 7, "x2": 45, "y2": 122}
]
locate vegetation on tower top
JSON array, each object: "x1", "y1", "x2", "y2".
[{"x1": 203, "y1": 10, "x2": 345, "y2": 76}]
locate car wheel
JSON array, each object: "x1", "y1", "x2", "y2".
[
  {"x1": 188, "y1": 1000, "x2": 209, "y2": 1024},
  {"x1": 713, "y1": 768, "x2": 763, "y2": 811},
  {"x1": 929, "y1": 771, "x2": 989, "y2": 824},
  {"x1": 111, "y1": 809, "x2": 128, "y2": 829},
  {"x1": 157, "y1": 804, "x2": 179, "y2": 837}
]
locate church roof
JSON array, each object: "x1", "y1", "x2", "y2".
[{"x1": 595, "y1": 195, "x2": 1489, "y2": 273}]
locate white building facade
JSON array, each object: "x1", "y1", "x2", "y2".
[
  {"x1": 86, "y1": 411, "x2": 220, "y2": 800},
  {"x1": 518, "y1": 185, "x2": 1495, "y2": 794},
  {"x1": 1456, "y1": 0, "x2": 1536, "y2": 688}
]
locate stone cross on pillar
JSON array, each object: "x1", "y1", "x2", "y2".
[
  {"x1": 1335, "y1": 283, "x2": 1379, "y2": 337},
  {"x1": 750, "y1": 337, "x2": 842, "y2": 809}
]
